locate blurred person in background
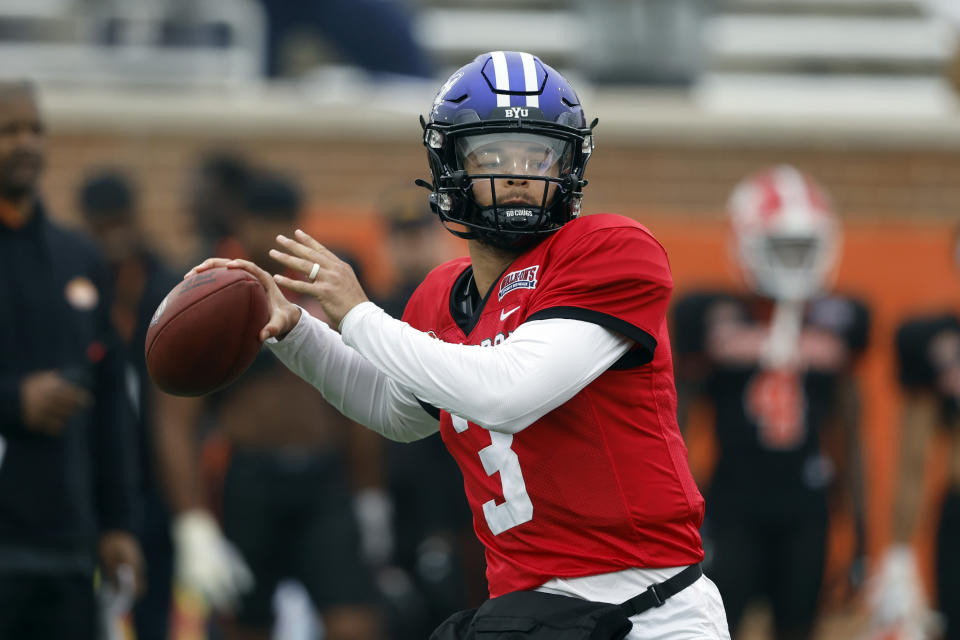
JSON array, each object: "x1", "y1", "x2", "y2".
[
  {"x1": 870, "y1": 230, "x2": 960, "y2": 639},
  {"x1": 0, "y1": 80, "x2": 143, "y2": 639},
  {"x1": 376, "y1": 189, "x2": 450, "y2": 319},
  {"x1": 373, "y1": 191, "x2": 484, "y2": 639},
  {"x1": 672, "y1": 165, "x2": 868, "y2": 640},
  {"x1": 78, "y1": 170, "x2": 251, "y2": 638},
  {"x1": 188, "y1": 151, "x2": 253, "y2": 262},
  {"x1": 257, "y1": 0, "x2": 433, "y2": 79},
  {"x1": 191, "y1": 51, "x2": 729, "y2": 640},
  {"x1": 207, "y1": 171, "x2": 384, "y2": 640}
]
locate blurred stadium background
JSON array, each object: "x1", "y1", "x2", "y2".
[{"x1": 5, "y1": 0, "x2": 960, "y2": 638}]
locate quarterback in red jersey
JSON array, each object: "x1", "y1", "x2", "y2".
[
  {"x1": 189, "y1": 51, "x2": 728, "y2": 639},
  {"x1": 400, "y1": 214, "x2": 704, "y2": 595}
]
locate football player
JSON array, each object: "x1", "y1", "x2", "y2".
[
  {"x1": 870, "y1": 231, "x2": 960, "y2": 640},
  {"x1": 190, "y1": 52, "x2": 729, "y2": 639},
  {"x1": 672, "y1": 166, "x2": 869, "y2": 640}
]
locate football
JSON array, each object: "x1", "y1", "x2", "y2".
[{"x1": 145, "y1": 267, "x2": 270, "y2": 396}]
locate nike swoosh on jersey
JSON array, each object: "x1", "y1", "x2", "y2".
[{"x1": 500, "y1": 306, "x2": 521, "y2": 321}]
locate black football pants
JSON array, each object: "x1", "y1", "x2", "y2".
[
  {"x1": 0, "y1": 570, "x2": 95, "y2": 640},
  {"x1": 937, "y1": 489, "x2": 960, "y2": 640},
  {"x1": 705, "y1": 504, "x2": 827, "y2": 640}
]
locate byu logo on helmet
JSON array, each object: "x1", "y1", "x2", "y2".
[
  {"x1": 420, "y1": 51, "x2": 596, "y2": 250},
  {"x1": 504, "y1": 108, "x2": 529, "y2": 118}
]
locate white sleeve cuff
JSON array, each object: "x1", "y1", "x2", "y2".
[{"x1": 265, "y1": 305, "x2": 308, "y2": 346}]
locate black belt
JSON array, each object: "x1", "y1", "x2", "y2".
[{"x1": 619, "y1": 563, "x2": 703, "y2": 617}]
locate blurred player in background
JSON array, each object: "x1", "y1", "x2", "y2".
[
  {"x1": 373, "y1": 191, "x2": 484, "y2": 638},
  {"x1": 672, "y1": 166, "x2": 868, "y2": 640},
  {"x1": 0, "y1": 81, "x2": 143, "y2": 639},
  {"x1": 188, "y1": 151, "x2": 252, "y2": 262},
  {"x1": 191, "y1": 51, "x2": 729, "y2": 640},
  {"x1": 208, "y1": 172, "x2": 384, "y2": 640},
  {"x1": 870, "y1": 230, "x2": 960, "y2": 639},
  {"x1": 78, "y1": 170, "x2": 249, "y2": 638},
  {"x1": 376, "y1": 190, "x2": 451, "y2": 319}
]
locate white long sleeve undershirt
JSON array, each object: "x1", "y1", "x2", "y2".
[{"x1": 267, "y1": 302, "x2": 633, "y2": 441}]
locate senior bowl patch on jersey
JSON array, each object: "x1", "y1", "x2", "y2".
[{"x1": 498, "y1": 265, "x2": 539, "y2": 300}]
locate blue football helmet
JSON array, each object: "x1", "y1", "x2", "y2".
[{"x1": 419, "y1": 51, "x2": 596, "y2": 249}]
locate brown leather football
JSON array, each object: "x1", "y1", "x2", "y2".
[{"x1": 145, "y1": 267, "x2": 269, "y2": 396}]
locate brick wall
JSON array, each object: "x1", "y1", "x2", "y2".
[{"x1": 37, "y1": 100, "x2": 960, "y2": 267}]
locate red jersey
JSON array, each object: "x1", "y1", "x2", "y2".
[{"x1": 401, "y1": 214, "x2": 704, "y2": 597}]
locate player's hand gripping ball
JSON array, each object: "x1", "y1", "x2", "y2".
[{"x1": 145, "y1": 267, "x2": 269, "y2": 396}]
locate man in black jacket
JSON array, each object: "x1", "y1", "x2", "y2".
[{"x1": 0, "y1": 80, "x2": 143, "y2": 639}]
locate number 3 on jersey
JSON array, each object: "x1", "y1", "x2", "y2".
[{"x1": 451, "y1": 414, "x2": 533, "y2": 535}]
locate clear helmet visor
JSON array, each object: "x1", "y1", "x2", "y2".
[{"x1": 455, "y1": 132, "x2": 573, "y2": 178}]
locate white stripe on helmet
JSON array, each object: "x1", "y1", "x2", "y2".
[
  {"x1": 490, "y1": 51, "x2": 511, "y2": 107},
  {"x1": 520, "y1": 52, "x2": 539, "y2": 108},
  {"x1": 774, "y1": 165, "x2": 813, "y2": 224}
]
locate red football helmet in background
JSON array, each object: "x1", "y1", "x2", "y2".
[{"x1": 728, "y1": 165, "x2": 841, "y2": 302}]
